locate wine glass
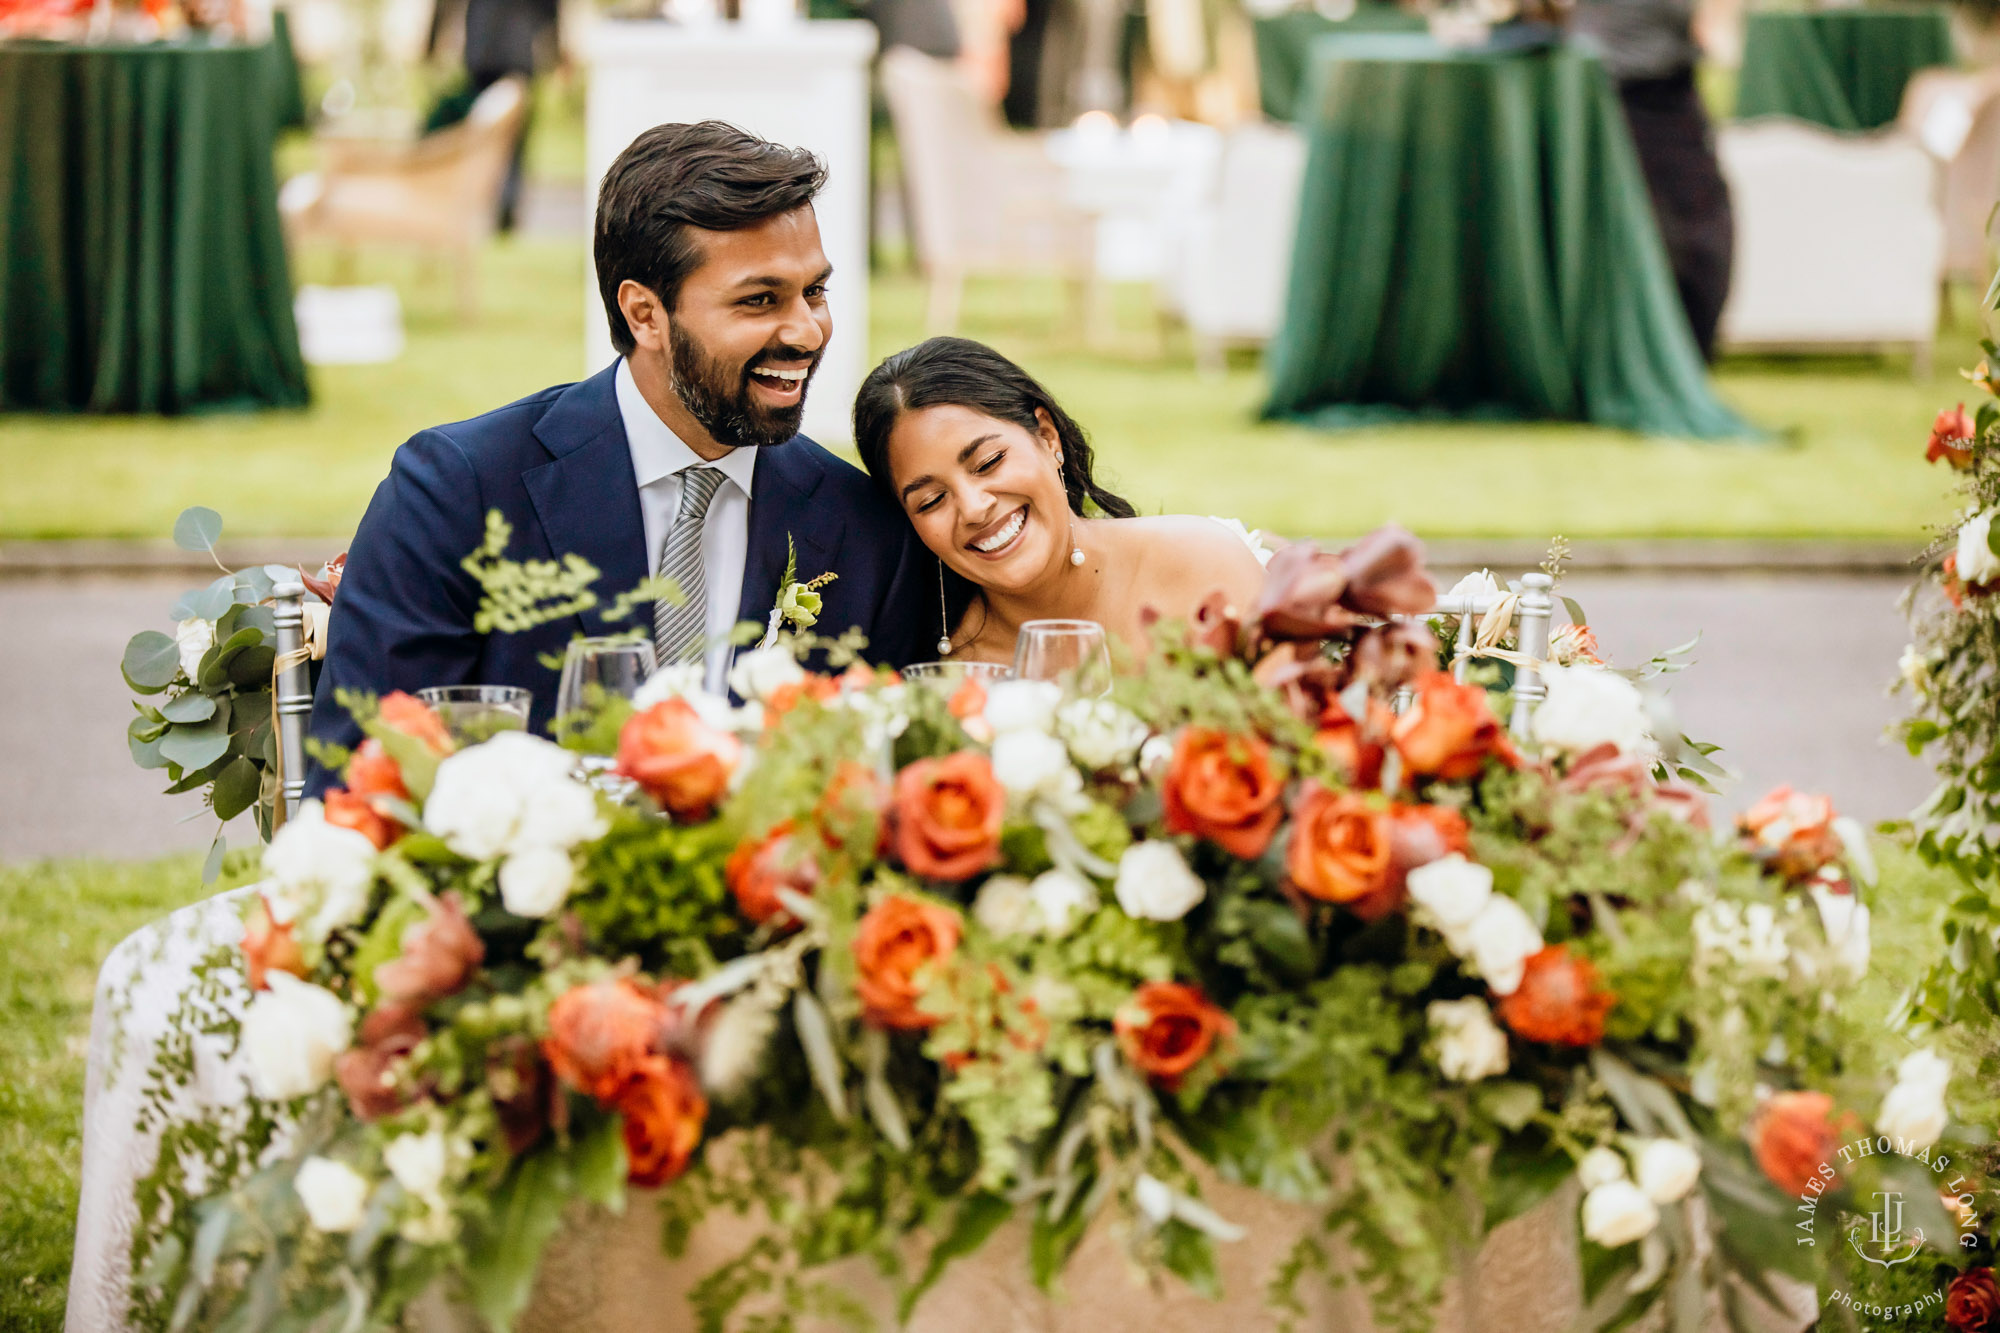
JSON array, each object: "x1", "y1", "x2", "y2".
[
  {"x1": 415, "y1": 685, "x2": 534, "y2": 746},
  {"x1": 900, "y1": 660, "x2": 1014, "y2": 688},
  {"x1": 1011, "y1": 620, "x2": 1112, "y2": 697},
  {"x1": 554, "y1": 637, "x2": 656, "y2": 742}
]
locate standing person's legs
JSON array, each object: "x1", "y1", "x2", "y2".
[
  {"x1": 1617, "y1": 69, "x2": 1734, "y2": 361},
  {"x1": 468, "y1": 66, "x2": 534, "y2": 234}
]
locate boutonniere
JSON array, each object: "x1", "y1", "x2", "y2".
[{"x1": 762, "y1": 536, "x2": 838, "y2": 645}]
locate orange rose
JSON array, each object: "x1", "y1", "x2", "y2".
[
  {"x1": 852, "y1": 894, "x2": 962, "y2": 1030},
  {"x1": 1946, "y1": 1268, "x2": 2000, "y2": 1333},
  {"x1": 615, "y1": 698, "x2": 742, "y2": 821},
  {"x1": 543, "y1": 979, "x2": 667, "y2": 1104},
  {"x1": 1494, "y1": 946, "x2": 1615, "y2": 1046},
  {"x1": 1114, "y1": 981, "x2": 1235, "y2": 1090},
  {"x1": 346, "y1": 738, "x2": 409, "y2": 799},
  {"x1": 1738, "y1": 785, "x2": 1843, "y2": 882},
  {"x1": 1348, "y1": 802, "x2": 1470, "y2": 921},
  {"x1": 1162, "y1": 727, "x2": 1284, "y2": 858},
  {"x1": 1287, "y1": 785, "x2": 1392, "y2": 904},
  {"x1": 241, "y1": 895, "x2": 306, "y2": 991},
  {"x1": 374, "y1": 892, "x2": 484, "y2": 1006},
  {"x1": 947, "y1": 676, "x2": 991, "y2": 741},
  {"x1": 725, "y1": 821, "x2": 820, "y2": 926},
  {"x1": 378, "y1": 691, "x2": 454, "y2": 757},
  {"x1": 765, "y1": 673, "x2": 841, "y2": 720},
  {"x1": 891, "y1": 752, "x2": 1004, "y2": 881},
  {"x1": 1314, "y1": 696, "x2": 1392, "y2": 790},
  {"x1": 323, "y1": 787, "x2": 401, "y2": 850},
  {"x1": 1929, "y1": 404, "x2": 1977, "y2": 470},
  {"x1": 615, "y1": 1054, "x2": 707, "y2": 1187},
  {"x1": 816, "y1": 760, "x2": 889, "y2": 853},
  {"x1": 1752, "y1": 1090, "x2": 1838, "y2": 1196},
  {"x1": 334, "y1": 1004, "x2": 427, "y2": 1121},
  {"x1": 1391, "y1": 672, "x2": 1517, "y2": 782}
]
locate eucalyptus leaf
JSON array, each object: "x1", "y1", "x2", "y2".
[
  {"x1": 124, "y1": 631, "x2": 182, "y2": 690},
  {"x1": 199, "y1": 627, "x2": 262, "y2": 690},
  {"x1": 239, "y1": 604, "x2": 278, "y2": 642},
  {"x1": 161, "y1": 693, "x2": 218, "y2": 724},
  {"x1": 572, "y1": 1111, "x2": 628, "y2": 1211},
  {"x1": 228, "y1": 645, "x2": 277, "y2": 689},
  {"x1": 171, "y1": 575, "x2": 236, "y2": 624},
  {"x1": 234, "y1": 566, "x2": 276, "y2": 604},
  {"x1": 202, "y1": 833, "x2": 227, "y2": 885},
  {"x1": 213, "y1": 756, "x2": 262, "y2": 821},
  {"x1": 161, "y1": 716, "x2": 231, "y2": 772},
  {"x1": 173, "y1": 505, "x2": 224, "y2": 553},
  {"x1": 465, "y1": 1151, "x2": 572, "y2": 1333}
]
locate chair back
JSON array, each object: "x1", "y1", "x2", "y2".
[
  {"x1": 1398, "y1": 571, "x2": 1555, "y2": 737},
  {"x1": 1898, "y1": 66, "x2": 2000, "y2": 285},
  {"x1": 880, "y1": 46, "x2": 992, "y2": 272},
  {"x1": 272, "y1": 580, "x2": 312, "y2": 821}
]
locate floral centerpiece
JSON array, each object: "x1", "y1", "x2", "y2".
[{"x1": 126, "y1": 523, "x2": 1920, "y2": 1333}]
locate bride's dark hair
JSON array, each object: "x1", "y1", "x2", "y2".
[{"x1": 852, "y1": 337, "x2": 1137, "y2": 648}]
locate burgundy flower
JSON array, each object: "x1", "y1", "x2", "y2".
[
  {"x1": 334, "y1": 1004, "x2": 427, "y2": 1121},
  {"x1": 1255, "y1": 541, "x2": 1359, "y2": 642},
  {"x1": 374, "y1": 893, "x2": 484, "y2": 1007},
  {"x1": 1337, "y1": 525, "x2": 1437, "y2": 618},
  {"x1": 1346, "y1": 621, "x2": 1440, "y2": 694}
]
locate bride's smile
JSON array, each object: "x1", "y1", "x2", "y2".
[{"x1": 888, "y1": 402, "x2": 1076, "y2": 594}]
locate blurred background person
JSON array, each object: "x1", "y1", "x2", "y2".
[
  {"x1": 427, "y1": 0, "x2": 560, "y2": 231},
  {"x1": 1572, "y1": 0, "x2": 1733, "y2": 361}
]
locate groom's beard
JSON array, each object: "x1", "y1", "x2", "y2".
[{"x1": 668, "y1": 324, "x2": 821, "y2": 449}]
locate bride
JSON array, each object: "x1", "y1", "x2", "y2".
[{"x1": 851, "y1": 337, "x2": 1267, "y2": 664}]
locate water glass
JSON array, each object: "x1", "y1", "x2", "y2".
[
  {"x1": 1011, "y1": 620, "x2": 1112, "y2": 697},
  {"x1": 900, "y1": 660, "x2": 1013, "y2": 688},
  {"x1": 554, "y1": 637, "x2": 656, "y2": 740},
  {"x1": 415, "y1": 685, "x2": 534, "y2": 746}
]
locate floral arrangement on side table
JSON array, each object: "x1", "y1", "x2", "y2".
[{"x1": 131, "y1": 524, "x2": 1926, "y2": 1333}]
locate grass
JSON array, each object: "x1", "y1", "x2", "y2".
[
  {"x1": 0, "y1": 855, "x2": 212, "y2": 1332},
  {"x1": 0, "y1": 234, "x2": 1975, "y2": 543},
  {"x1": 0, "y1": 841, "x2": 1967, "y2": 1330}
]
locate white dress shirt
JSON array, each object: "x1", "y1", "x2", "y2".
[{"x1": 615, "y1": 358, "x2": 758, "y2": 695}]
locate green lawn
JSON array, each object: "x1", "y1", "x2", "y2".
[{"x1": 0, "y1": 236, "x2": 1972, "y2": 542}]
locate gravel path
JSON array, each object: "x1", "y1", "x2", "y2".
[{"x1": 0, "y1": 572, "x2": 1933, "y2": 864}]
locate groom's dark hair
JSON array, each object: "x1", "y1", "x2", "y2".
[{"x1": 594, "y1": 121, "x2": 827, "y2": 355}]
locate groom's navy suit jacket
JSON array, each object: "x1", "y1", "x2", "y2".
[{"x1": 306, "y1": 363, "x2": 931, "y2": 794}]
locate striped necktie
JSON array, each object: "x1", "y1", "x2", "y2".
[{"x1": 653, "y1": 466, "x2": 727, "y2": 668}]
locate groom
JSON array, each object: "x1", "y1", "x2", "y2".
[{"x1": 307, "y1": 121, "x2": 930, "y2": 784}]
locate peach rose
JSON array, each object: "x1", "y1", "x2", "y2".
[
  {"x1": 1752, "y1": 1090, "x2": 1838, "y2": 1196},
  {"x1": 1114, "y1": 981, "x2": 1235, "y2": 1090},
  {"x1": 323, "y1": 787, "x2": 401, "y2": 851},
  {"x1": 1494, "y1": 945, "x2": 1615, "y2": 1046},
  {"x1": 1391, "y1": 672, "x2": 1517, "y2": 782},
  {"x1": 1929, "y1": 404, "x2": 1977, "y2": 470},
  {"x1": 764, "y1": 673, "x2": 840, "y2": 720},
  {"x1": 615, "y1": 1054, "x2": 707, "y2": 1187},
  {"x1": 1347, "y1": 801, "x2": 1470, "y2": 921},
  {"x1": 725, "y1": 820, "x2": 820, "y2": 926},
  {"x1": 346, "y1": 738, "x2": 408, "y2": 800},
  {"x1": 816, "y1": 760, "x2": 889, "y2": 853},
  {"x1": 374, "y1": 892, "x2": 484, "y2": 1007},
  {"x1": 241, "y1": 895, "x2": 307, "y2": 991},
  {"x1": 378, "y1": 691, "x2": 454, "y2": 757},
  {"x1": 543, "y1": 979, "x2": 667, "y2": 1104},
  {"x1": 1162, "y1": 727, "x2": 1285, "y2": 859},
  {"x1": 891, "y1": 752, "x2": 1004, "y2": 881},
  {"x1": 852, "y1": 894, "x2": 962, "y2": 1030},
  {"x1": 615, "y1": 697, "x2": 742, "y2": 821},
  {"x1": 1286, "y1": 785, "x2": 1392, "y2": 904},
  {"x1": 1738, "y1": 785, "x2": 1843, "y2": 882},
  {"x1": 334, "y1": 1004, "x2": 427, "y2": 1122}
]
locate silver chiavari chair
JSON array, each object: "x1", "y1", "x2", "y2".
[
  {"x1": 1396, "y1": 571, "x2": 1555, "y2": 738},
  {"x1": 271, "y1": 578, "x2": 314, "y2": 822}
]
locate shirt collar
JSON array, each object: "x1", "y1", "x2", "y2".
[{"x1": 615, "y1": 357, "x2": 757, "y2": 497}]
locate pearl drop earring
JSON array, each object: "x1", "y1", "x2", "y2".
[
  {"x1": 1058, "y1": 454, "x2": 1084, "y2": 565},
  {"x1": 936, "y1": 559, "x2": 952, "y2": 656}
]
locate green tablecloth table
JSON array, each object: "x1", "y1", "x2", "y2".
[
  {"x1": 0, "y1": 38, "x2": 309, "y2": 413},
  {"x1": 1735, "y1": 8, "x2": 1954, "y2": 131},
  {"x1": 1253, "y1": 8, "x2": 1427, "y2": 121},
  {"x1": 1263, "y1": 34, "x2": 1754, "y2": 439}
]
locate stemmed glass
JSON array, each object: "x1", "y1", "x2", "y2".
[
  {"x1": 554, "y1": 637, "x2": 656, "y2": 745},
  {"x1": 900, "y1": 660, "x2": 1014, "y2": 688},
  {"x1": 415, "y1": 685, "x2": 534, "y2": 746},
  {"x1": 1011, "y1": 620, "x2": 1112, "y2": 697}
]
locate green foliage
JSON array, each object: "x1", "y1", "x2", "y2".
[
  {"x1": 569, "y1": 812, "x2": 740, "y2": 976},
  {"x1": 462, "y1": 510, "x2": 603, "y2": 635}
]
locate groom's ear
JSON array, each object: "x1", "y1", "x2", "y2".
[{"x1": 616, "y1": 279, "x2": 671, "y2": 354}]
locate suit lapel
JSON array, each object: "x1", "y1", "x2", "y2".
[
  {"x1": 522, "y1": 365, "x2": 650, "y2": 639},
  {"x1": 737, "y1": 438, "x2": 841, "y2": 639}
]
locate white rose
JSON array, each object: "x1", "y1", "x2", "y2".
[
  {"x1": 1532, "y1": 665, "x2": 1654, "y2": 759},
  {"x1": 1030, "y1": 869, "x2": 1097, "y2": 936},
  {"x1": 983, "y1": 680, "x2": 1061, "y2": 735},
  {"x1": 1958, "y1": 510, "x2": 2000, "y2": 586},
  {"x1": 295, "y1": 1156, "x2": 370, "y2": 1233},
  {"x1": 175, "y1": 616, "x2": 215, "y2": 680},
  {"x1": 727, "y1": 645, "x2": 805, "y2": 703},
  {"x1": 1878, "y1": 1050, "x2": 1951, "y2": 1149},
  {"x1": 262, "y1": 801, "x2": 379, "y2": 941},
  {"x1": 1465, "y1": 895, "x2": 1543, "y2": 996},
  {"x1": 1634, "y1": 1139, "x2": 1701, "y2": 1204},
  {"x1": 1443, "y1": 569, "x2": 1500, "y2": 604},
  {"x1": 1810, "y1": 886, "x2": 1871, "y2": 982},
  {"x1": 1407, "y1": 854, "x2": 1493, "y2": 952},
  {"x1": 383, "y1": 1130, "x2": 450, "y2": 1205},
  {"x1": 991, "y1": 730, "x2": 1075, "y2": 800},
  {"x1": 424, "y1": 733, "x2": 604, "y2": 861},
  {"x1": 1581, "y1": 1180, "x2": 1660, "y2": 1248},
  {"x1": 1138, "y1": 734, "x2": 1175, "y2": 782},
  {"x1": 1114, "y1": 841, "x2": 1206, "y2": 921},
  {"x1": 1426, "y1": 998, "x2": 1509, "y2": 1082},
  {"x1": 973, "y1": 875, "x2": 1041, "y2": 937},
  {"x1": 499, "y1": 845, "x2": 576, "y2": 918},
  {"x1": 1577, "y1": 1146, "x2": 1628, "y2": 1191},
  {"x1": 241, "y1": 973, "x2": 353, "y2": 1101},
  {"x1": 1057, "y1": 699, "x2": 1148, "y2": 771},
  {"x1": 631, "y1": 664, "x2": 742, "y2": 733}
]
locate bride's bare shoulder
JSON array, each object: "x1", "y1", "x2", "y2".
[{"x1": 1101, "y1": 515, "x2": 1265, "y2": 596}]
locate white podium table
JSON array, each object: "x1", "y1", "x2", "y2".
[{"x1": 583, "y1": 19, "x2": 878, "y2": 444}]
